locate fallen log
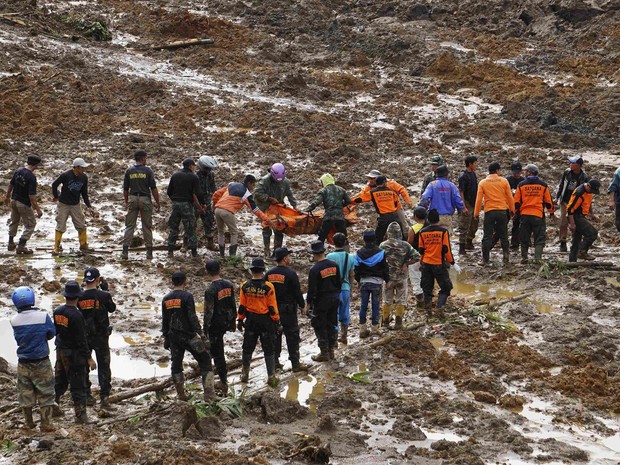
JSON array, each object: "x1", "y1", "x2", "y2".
[
  {"x1": 369, "y1": 335, "x2": 394, "y2": 349},
  {"x1": 150, "y1": 38, "x2": 214, "y2": 51},
  {"x1": 488, "y1": 293, "x2": 530, "y2": 311},
  {"x1": 557, "y1": 261, "x2": 614, "y2": 268},
  {"x1": 0, "y1": 406, "x2": 20, "y2": 419}
]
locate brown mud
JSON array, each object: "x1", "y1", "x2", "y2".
[{"x1": 1, "y1": 0, "x2": 620, "y2": 463}]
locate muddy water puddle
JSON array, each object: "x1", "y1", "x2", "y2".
[{"x1": 281, "y1": 375, "x2": 325, "y2": 413}]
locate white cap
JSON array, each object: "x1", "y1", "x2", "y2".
[{"x1": 73, "y1": 157, "x2": 90, "y2": 168}]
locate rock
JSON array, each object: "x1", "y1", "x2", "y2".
[
  {"x1": 519, "y1": 11, "x2": 534, "y2": 25},
  {"x1": 406, "y1": 4, "x2": 431, "y2": 20},
  {"x1": 430, "y1": 439, "x2": 456, "y2": 451},
  {"x1": 390, "y1": 418, "x2": 427, "y2": 440},
  {"x1": 551, "y1": 2, "x2": 605, "y2": 23},
  {"x1": 37, "y1": 439, "x2": 53, "y2": 450},
  {"x1": 184, "y1": 424, "x2": 202, "y2": 439},
  {"x1": 197, "y1": 415, "x2": 223, "y2": 438},
  {"x1": 499, "y1": 394, "x2": 526, "y2": 409},
  {"x1": 42, "y1": 281, "x2": 62, "y2": 292},
  {"x1": 258, "y1": 392, "x2": 308, "y2": 424},
  {"x1": 315, "y1": 415, "x2": 336, "y2": 432},
  {"x1": 472, "y1": 391, "x2": 497, "y2": 404}
]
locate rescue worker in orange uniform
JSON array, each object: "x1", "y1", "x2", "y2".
[
  {"x1": 566, "y1": 179, "x2": 602, "y2": 262},
  {"x1": 513, "y1": 164, "x2": 555, "y2": 264},
  {"x1": 474, "y1": 162, "x2": 515, "y2": 265},
  {"x1": 353, "y1": 170, "x2": 412, "y2": 238},
  {"x1": 418, "y1": 209, "x2": 454, "y2": 315},
  {"x1": 353, "y1": 175, "x2": 402, "y2": 243},
  {"x1": 237, "y1": 258, "x2": 281, "y2": 387}
]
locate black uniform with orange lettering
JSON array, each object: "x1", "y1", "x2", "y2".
[
  {"x1": 307, "y1": 259, "x2": 341, "y2": 353},
  {"x1": 78, "y1": 289, "x2": 117, "y2": 400},
  {"x1": 203, "y1": 279, "x2": 236, "y2": 386},
  {"x1": 53, "y1": 304, "x2": 89, "y2": 407},
  {"x1": 370, "y1": 185, "x2": 401, "y2": 243},
  {"x1": 266, "y1": 265, "x2": 306, "y2": 367},
  {"x1": 162, "y1": 290, "x2": 211, "y2": 376}
]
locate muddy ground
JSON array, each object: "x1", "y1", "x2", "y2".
[{"x1": 0, "y1": 0, "x2": 620, "y2": 463}]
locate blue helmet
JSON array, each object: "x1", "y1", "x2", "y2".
[{"x1": 12, "y1": 286, "x2": 35, "y2": 310}]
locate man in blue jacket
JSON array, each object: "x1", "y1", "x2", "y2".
[
  {"x1": 420, "y1": 165, "x2": 467, "y2": 235},
  {"x1": 10, "y1": 286, "x2": 57, "y2": 431}
]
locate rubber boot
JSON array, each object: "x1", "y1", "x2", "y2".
[
  {"x1": 338, "y1": 324, "x2": 348, "y2": 345},
  {"x1": 146, "y1": 247, "x2": 153, "y2": 260},
  {"x1": 381, "y1": 304, "x2": 392, "y2": 329},
  {"x1": 39, "y1": 406, "x2": 56, "y2": 432},
  {"x1": 459, "y1": 243, "x2": 467, "y2": 255},
  {"x1": 52, "y1": 231, "x2": 63, "y2": 256},
  {"x1": 560, "y1": 241, "x2": 567, "y2": 252},
  {"x1": 311, "y1": 347, "x2": 330, "y2": 362},
  {"x1": 424, "y1": 298, "x2": 433, "y2": 317},
  {"x1": 479, "y1": 248, "x2": 490, "y2": 266},
  {"x1": 534, "y1": 245, "x2": 543, "y2": 263},
  {"x1": 52, "y1": 400, "x2": 64, "y2": 418},
  {"x1": 23, "y1": 407, "x2": 35, "y2": 429},
  {"x1": 394, "y1": 316, "x2": 403, "y2": 330},
  {"x1": 219, "y1": 245, "x2": 225, "y2": 258},
  {"x1": 265, "y1": 354, "x2": 279, "y2": 387},
  {"x1": 328, "y1": 348, "x2": 335, "y2": 361},
  {"x1": 578, "y1": 250, "x2": 595, "y2": 261},
  {"x1": 272, "y1": 235, "x2": 283, "y2": 259},
  {"x1": 167, "y1": 247, "x2": 174, "y2": 258},
  {"x1": 78, "y1": 229, "x2": 93, "y2": 252},
  {"x1": 16, "y1": 239, "x2": 33, "y2": 254},
  {"x1": 100, "y1": 396, "x2": 117, "y2": 411},
  {"x1": 191, "y1": 248, "x2": 198, "y2": 257},
  {"x1": 240, "y1": 365, "x2": 250, "y2": 383},
  {"x1": 202, "y1": 372, "x2": 219, "y2": 402},
  {"x1": 86, "y1": 393, "x2": 97, "y2": 406},
  {"x1": 370, "y1": 324, "x2": 379, "y2": 336},
  {"x1": 229, "y1": 244, "x2": 238, "y2": 257},
  {"x1": 172, "y1": 373, "x2": 188, "y2": 401},
  {"x1": 8, "y1": 236, "x2": 16, "y2": 251},
  {"x1": 466, "y1": 239, "x2": 474, "y2": 250},
  {"x1": 502, "y1": 250, "x2": 510, "y2": 265},
  {"x1": 274, "y1": 357, "x2": 284, "y2": 371},
  {"x1": 437, "y1": 293, "x2": 449, "y2": 308},
  {"x1": 359, "y1": 323, "x2": 370, "y2": 339},
  {"x1": 74, "y1": 404, "x2": 95, "y2": 424},
  {"x1": 263, "y1": 237, "x2": 271, "y2": 258},
  {"x1": 121, "y1": 245, "x2": 129, "y2": 260},
  {"x1": 292, "y1": 353, "x2": 310, "y2": 372}
]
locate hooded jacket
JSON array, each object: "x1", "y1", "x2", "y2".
[
  {"x1": 354, "y1": 244, "x2": 390, "y2": 283},
  {"x1": 380, "y1": 222, "x2": 420, "y2": 279}
]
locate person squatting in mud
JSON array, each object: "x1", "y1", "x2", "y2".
[
  {"x1": 265, "y1": 247, "x2": 309, "y2": 373},
  {"x1": 306, "y1": 240, "x2": 341, "y2": 362},
  {"x1": 203, "y1": 260, "x2": 237, "y2": 393},
  {"x1": 77, "y1": 268, "x2": 117, "y2": 410},
  {"x1": 161, "y1": 271, "x2": 217, "y2": 402},
  {"x1": 237, "y1": 258, "x2": 281, "y2": 388}
]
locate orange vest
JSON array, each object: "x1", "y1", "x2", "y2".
[
  {"x1": 514, "y1": 178, "x2": 554, "y2": 218},
  {"x1": 418, "y1": 225, "x2": 454, "y2": 265}
]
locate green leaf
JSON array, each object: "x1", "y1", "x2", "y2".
[{"x1": 0, "y1": 439, "x2": 18, "y2": 454}]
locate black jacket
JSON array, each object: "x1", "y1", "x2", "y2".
[{"x1": 354, "y1": 245, "x2": 390, "y2": 283}]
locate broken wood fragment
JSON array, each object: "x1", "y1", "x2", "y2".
[{"x1": 149, "y1": 38, "x2": 214, "y2": 51}]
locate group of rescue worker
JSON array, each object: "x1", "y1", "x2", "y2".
[{"x1": 5, "y1": 151, "x2": 620, "y2": 432}]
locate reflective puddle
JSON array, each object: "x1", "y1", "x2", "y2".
[{"x1": 281, "y1": 374, "x2": 325, "y2": 413}]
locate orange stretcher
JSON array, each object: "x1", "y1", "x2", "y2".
[{"x1": 261, "y1": 204, "x2": 359, "y2": 244}]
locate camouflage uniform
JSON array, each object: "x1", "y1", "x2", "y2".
[
  {"x1": 168, "y1": 202, "x2": 198, "y2": 250},
  {"x1": 197, "y1": 170, "x2": 217, "y2": 240},
  {"x1": 420, "y1": 172, "x2": 436, "y2": 195},
  {"x1": 17, "y1": 359, "x2": 56, "y2": 408},
  {"x1": 306, "y1": 183, "x2": 352, "y2": 243},
  {"x1": 380, "y1": 222, "x2": 420, "y2": 326},
  {"x1": 254, "y1": 174, "x2": 297, "y2": 253}
]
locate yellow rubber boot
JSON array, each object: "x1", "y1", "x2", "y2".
[
  {"x1": 52, "y1": 231, "x2": 63, "y2": 256},
  {"x1": 381, "y1": 304, "x2": 392, "y2": 328},
  {"x1": 78, "y1": 229, "x2": 93, "y2": 252},
  {"x1": 394, "y1": 305, "x2": 406, "y2": 329}
]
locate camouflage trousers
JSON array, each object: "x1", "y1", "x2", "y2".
[
  {"x1": 17, "y1": 358, "x2": 55, "y2": 408},
  {"x1": 167, "y1": 201, "x2": 197, "y2": 249},
  {"x1": 198, "y1": 196, "x2": 216, "y2": 239}
]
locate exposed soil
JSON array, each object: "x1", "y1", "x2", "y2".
[{"x1": 1, "y1": 0, "x2": 619, "y2": 463}]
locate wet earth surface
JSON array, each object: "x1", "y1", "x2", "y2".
[{"x1": 0, "y1": 0, "x2": 620, "y2": 463}]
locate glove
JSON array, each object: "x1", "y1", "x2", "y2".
[
  {"x1": 163, "y1": 337, "x2": 170, "y2": 350},
  {"x1": 274, "y1": 320, "x2": 283, "y2": 336},
  {"x1": 99, "y1": 277, "x2": 109, "y2": 291},
  {"x1": 237, "y1": 319, "x2": 245, "y2": 332}
]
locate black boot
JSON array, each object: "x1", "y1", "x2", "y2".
[
  {"x1": 437, "y1": 293, "x2": 448, "y2": 308},
  {"x1": 219, "y1": 245, "x2": 225, "y2": 258},
  {"x1": 560, "y1": 241, "x2": 567, "y2": 252},
  {"x1": 191, "y1": 248, "x2": 198, "y2": 257},
  {"x1": 146, "y1": 247, "x2": 153, "y2": 260},
  {"x1": 121, "y1": 245, "x2": 129, "y2": 260},
  {"x1": 459, "y1": 243, "x2": 466, "y2": 255},
  {"x1": 229, "y1": 244, "x2": 238, "y2": 256},
  {"x1": 8, "y1": 236, "x2": 16, "y2": 251}
]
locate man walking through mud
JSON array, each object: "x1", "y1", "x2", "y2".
[
  {"x1": 78, "y1": 268, "x2": 117, "y2": 410},
  {"x1": 420, "y1": 165, "x2": 466, "y2": 235},
  {"x1": 203, "y1": 260, "x2": 236, "y2": 393},
  {"x1": 4, "y1": 155, "x2": 43, "y2": 254},
  {"x1": 51, "y1": 157, "x2": 95, "y2": 255},
  {"x1": 307, "y1": 241, "x2": 341, "y2": 362},
  {"x1": 266, "y1": 247, "x2": 309, "y2": 372},
  {"x1": 353, "y1": 175, "x2": 403, "y2": 243},
  {"x1": 567, "y1": 179, "x2": 602, "y2": 262},
  {"x1": 196, "y1": 155, "x2": 219, "y2": 251},
  {"x1": 555, "y1": 156, "x2": 589, "y2": 252},
  {"x1": 514, "y1": 164, "x2": 555, "y2": 264},
  {"x1": 457, "y1": 155, "x2": 479, "y2": 254},
  {"x1": 608, "y1": 166, "x2": 620, "y2": 233},
  {"x1": 166, "y1": 158, "x2": 204, "y2": 258},
  {"x1": 254, "y1": 163, "x2": 298, "y2": 257},
  {"x1": 474, "y1": 162, "x2": 515, "y2": 266},
  {"x1": 326, "y1": 232, "x2": 356, "y2": 345},
  {"x1": 121, "y1": 151, "x2": 160, "y2": 260},
  {"x1": 237, "y1": 258, "x2": 281, "y2": 387},
  {"x1": 162, "y1": 271, "x2": 217, "y2": 401}
]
